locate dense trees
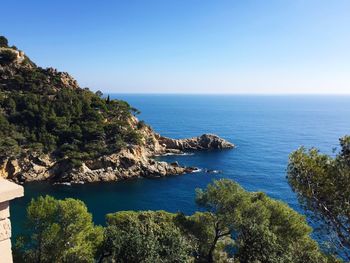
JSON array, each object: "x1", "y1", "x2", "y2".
[
  {"x1": 185, "y1": 179, "x2": 335, "y2": 263},
  {"x1": 0, "y1": 49, "x2": 17, "y2": 65},
  {"x1": 287, "y1": 136, "x2": 350, "y2": 259},
  {"x1": 15, "y1": 179, "x2": 340, "y2": 263},
  {"x1": 100, "y1": 211, "x2": 192, "y2": 263},
  {"x1": 0, "y1": 87, "x2": 142, "y2": 160},
  {"x1": 0, "y1": 42, "x2": 143, "y2": 162},
  {"x1": 14, "y1": 196, "x2": 103, "y2": 263}
]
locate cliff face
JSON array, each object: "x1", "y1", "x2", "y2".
[
  {"x1": 0, "y1": 37, "x2": 234, "y2": 183},
  {"x1": 0, "y1": 123, "x2": 234, "y2": 183}
]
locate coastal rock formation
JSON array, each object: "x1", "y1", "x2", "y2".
[
  {"x1": 157, "y1": 134, "x2": 234, "y2": 151},
  {"x1": 0, "y1": 36, "x2": 234, "y2": 184},
  {"x1": 62, "y1": 145, "x2": 195, "y2": 183},
  {"x1": 0, "y1": 129, "x2": 232, "y2": 183}
]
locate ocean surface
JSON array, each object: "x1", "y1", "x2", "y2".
[{"x1": 11, "y1": 95, "x2": 350, "y2": 239}]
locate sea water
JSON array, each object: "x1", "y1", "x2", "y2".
[{"x1": 11, "y1": 95, "x2": 350, "y2": 239}]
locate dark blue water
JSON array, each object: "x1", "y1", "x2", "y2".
[{"x1": 11, "y1": 95, "x2": 350, "y2": 238}]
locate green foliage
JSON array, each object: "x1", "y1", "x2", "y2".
[
  {"x1": 15, "y1": 179, "x2": 342, "y2": 263},
  {"x1": 14, "y1": 196, "x2": 103, "y2": 263},
  {"x1": 0, "y1": 40, "x2": 143, "y2": 163},
  {"x1": 0, "y1": 35, "x2": 8, "y2": 47},
  {"x1": 101, "y1": 211, "x2": 193, "y2": 263},
  {"x1": 287, "y1": 136, "x2": 350, "y2": 260},
  {"x1": 0, "y1": 49, "x2": 17, "y2": 65},
  {"x1": 95, "y1": 90, "x2": 103, "y2": 97},
  {"x1": 175, "y1": 211, "x2": 233, "y2": 263},
  {"x1": 0, "y1": 64, "x2": 143, "y2": 161},
  {"x1": 191, "y1": 179, "x2": 337, "y2": 263},
  {"x1": 340, "y1": 135, "x2": 350, "y2": 163},
  {"x1": 0, "y1": 137, "x2": 20, "y2": 156},
  {"x1": 137, "y1": 120, "x2": 147, "y2": 129}
]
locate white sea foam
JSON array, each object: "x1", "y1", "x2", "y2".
[
  {"x1": 54, "y1": 182, "x2": 72, "y2": 186},
  {"x1": 155, "y1": 152, "x2": 194, "y2": 157},
  {"x1": 205, "y1": 169, "x2": 222, "y2": 174}
]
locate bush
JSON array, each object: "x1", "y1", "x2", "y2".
[
  {"x1": 137, "y1": 120, "x2": 147, "y2": 129},
  {"x1": 101, "y1": 211, "x2": 193, "y2": 263},
  {"x1": 0, "y1": 36, "x2": 8, "y2": 47},
  {"x1": 0, "y1": 49, "x2": 17, "y2": 65}
]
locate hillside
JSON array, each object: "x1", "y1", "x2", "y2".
[{"x1": 0, "y1": 36, "x2": 233, "y2": 183}]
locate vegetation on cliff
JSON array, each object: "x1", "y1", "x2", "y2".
[
  {"x1": 0, "y1": 36, "x2": 142, "y2": 165},
  {"x1": 14, "y1": 179, "x2": 339, "y2": 263},
  {"x1": 0, "y1": 36, "x2": 234, "y2": 183}
]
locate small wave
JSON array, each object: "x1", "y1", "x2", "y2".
[
  {"x1": 177, "y1": 152, "x2": 194, "y2": 156},
  {"x1": 192, "y1": 168, "x2": 202, "y2": 173},
  {"x1": 155, "y1": 152, "x2": 194, "y2": 157},
  {"x1": 54, "y1": 182, "x2": 71, "y2": 186},
  {"x1": 204, "y1": 169, "x2": 222, "y2": 174}
]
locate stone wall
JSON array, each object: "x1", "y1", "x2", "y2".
[{"x1": 0, "y1": 179, "x2": 23, "y2": 263}]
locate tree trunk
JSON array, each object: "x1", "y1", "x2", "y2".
[{"x1": 207, "y1": 234, "x2": 219, "y2": 263}]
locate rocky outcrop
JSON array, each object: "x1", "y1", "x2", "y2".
[
  {"x1": 0, "y1": 49, "x2": 78, "y2": 91},
  {"x1": 0, "y1": 143, "x2": 197, "y2": 183},
  {"x1": 0, "y1": 48, "x2": 25, "y2": 63},
  {"x1": 0, "y1": 155, "x2": 54, "y2": 182},
  {"x1": 45, "y1": 67, "x2": 79, "y2": 90},
  {"x1": 52, "y1": 145, "x2": 195, "y2": 183},
  {"x1": 157, "y1": 134, "x2": 234, "y2": 151},
  {"x1": 0, "y1": 128, "x2": 233, "y2": 184}
]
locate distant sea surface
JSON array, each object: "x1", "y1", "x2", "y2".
[{"x1": 11, "y1": 95, "x2": 350, "y2": 237}]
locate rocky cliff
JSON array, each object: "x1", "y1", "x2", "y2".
[
  {"x1": 0, "y1": 36, "x2": 234, "y2": 184},
  {"x1": 0, "y1": 127, "x2": 233, "y2": 183}
]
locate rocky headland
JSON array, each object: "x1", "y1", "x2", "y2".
[
  {"x1": 0, "y1": 129, "x2": 234, "y2": 183},
  {"x1": 0, "y1": 36, "x2": 234, "y2": 184}
]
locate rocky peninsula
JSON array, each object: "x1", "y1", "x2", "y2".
[
  {"x1": 0, "y1": 129, "x2": 233, "y2": 183},
  {"x1": 0, "y1": 36, "x2": 234, "y2": 184}
]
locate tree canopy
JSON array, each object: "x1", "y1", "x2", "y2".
[
  {"x1": 0, "y1": 40, "x2": 143, "y2": 164},
  {"x1": 0, "y1": 49, "x2": 17, "y2": 65},
  {"x1": 14, "y1": 196, "x2": 103, "y2": 263},
  {"x1": 188, "y1": 179, "x2": 336, "y2": 263},
  {"x1": 15, "y1": 179, "x2": 341, "y2": 263},
  {"x1": 287, "y1": 135, "x2": 350, "y2": 260},
  {"x1": 101, "y1": 211, "x2": 192, "y2": 263}
]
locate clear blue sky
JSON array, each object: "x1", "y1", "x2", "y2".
[{"x1": 1, "y1": 0, "x2": 350, "y2": 94}]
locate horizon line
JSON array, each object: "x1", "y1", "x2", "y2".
[{"x1": 99, "y1": 92, "x2": 350, "y2": 96}]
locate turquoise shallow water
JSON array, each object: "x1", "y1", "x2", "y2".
[{"x1": 10, "y1": 95, "x2": 350, "y2": 239}]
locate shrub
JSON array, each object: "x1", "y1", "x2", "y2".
[
  {"x1": 0, "y1": 49, "x2": 17, "y2": 65},
  {"x1": 0, "y1": 36, "x2": 8, "y2": 47},
  {"x1": 101, "y1": 211, "x2": 193, "y2": 263}
]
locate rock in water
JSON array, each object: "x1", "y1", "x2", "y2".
[{"x1": 157, "y1": 134, "x2": 234, "y2": 151}]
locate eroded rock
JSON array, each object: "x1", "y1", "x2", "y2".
[
  {"x1": 1, "y1": 121, "x2": 234, "y2": 184},
  {"x1": 157, "y1": 133, "x2": 234, "y2": 151}
]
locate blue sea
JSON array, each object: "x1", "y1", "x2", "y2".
[{"x1": 11, "y1": 95, "x2": 350, "y2": 239}]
